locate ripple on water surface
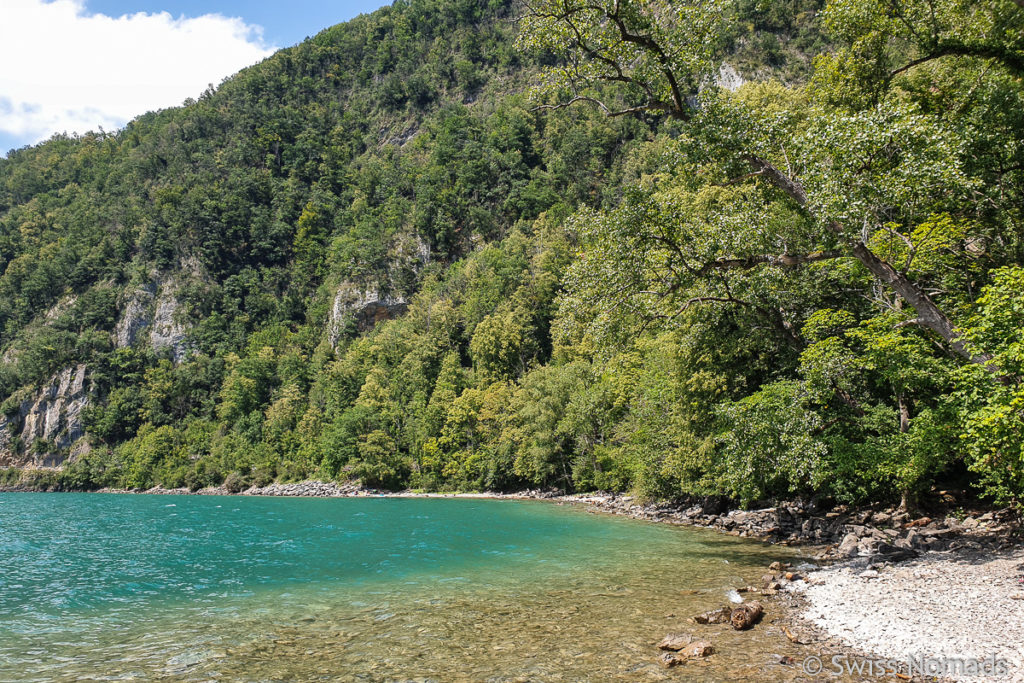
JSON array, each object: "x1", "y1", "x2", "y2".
[{"x1": 0, "y1": 493, "x2": 840, "y2": 681}]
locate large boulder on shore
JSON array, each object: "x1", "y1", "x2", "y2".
[{"x1": 838, "y1": 532, "x2": 860, "y2": 557}]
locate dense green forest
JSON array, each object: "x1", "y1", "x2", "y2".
[{"x1": 1, "y1": 0, "x2": 1022, "y2": 509}]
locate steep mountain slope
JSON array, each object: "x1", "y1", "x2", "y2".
[{"x1": 0, "y1": 0, "x2": 648, "y2": 476}]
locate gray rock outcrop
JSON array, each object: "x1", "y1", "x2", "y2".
[
  {"x1": 0, "y1": 364, "x2": 90, "y2": 467},
  {"x1": 115, "y1": 284, "x2": 156, "y2": 348},
  {"x1": 715, "y1": 63, "x2": 746, "y2": 91},
  {"x1": 113, "y1": 280, "x2": 192, "y2": 363},
  {"x1": 328, "y1": 284, "x2": 409, "y2": 347},
  {"x1": 149, "y1": 288, "x2": 191, "y2": 363}
]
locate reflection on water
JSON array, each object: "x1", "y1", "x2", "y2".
[{"x1": 0, "y1": 494, "x2": 838, "y2": 681}]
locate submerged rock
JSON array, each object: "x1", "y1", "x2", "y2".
[
  {"x1": 657, "y1": 633, "x2": 694, "y2": 651},
  {"x1": 691, "y1": 606, "x2": 732, "y2": 625},
  {"x1": 659, "y1": 652, "x2": 686, "y2": 668},
  {"x1": 657, "y1": 640, "x2": 714, "y2": 668},
  {"x1": 683, "y1": 641, "x2": 714, "y2": 658}
]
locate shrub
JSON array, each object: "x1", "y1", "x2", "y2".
[{"x1": 223, "y1": 471, "x2": 250, "y2": 493}]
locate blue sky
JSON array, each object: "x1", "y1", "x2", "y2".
[
  {"x1": 0, "y1": 0, "x2": 392, "y2": 156},
  {"x1": 84, "y1": 1, "x2": 392, "y2": 48}
]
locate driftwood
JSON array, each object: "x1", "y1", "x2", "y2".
[
  {"x1": 691, "y1": 606, "x2": 732, "y2": 624},
  {"x1": 782, "y1": 625, "x2": 804, "y2": 644},
  {"x1": 730, "y1": 601, "x2": 763, "y2": 630}
]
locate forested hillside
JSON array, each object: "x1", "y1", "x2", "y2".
[{"x1": 1, "y1": 0, "x2": 1022, "y2": 509}]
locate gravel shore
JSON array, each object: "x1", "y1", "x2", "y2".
[{"x1": 792, "y1": 548, "x2": 1024, "y2": 682}]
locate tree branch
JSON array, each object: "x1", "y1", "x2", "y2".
[
  {"x1": 603, "y1": 0, "x2": 689, "y2": 117},
  {"x1": 740, "y1": 154, "x2": 994, "y2": 368},
  {"x1": 695, "y1": 250, "x2": 845, "y2": 276},
  {"x1": 743, "y1": 154, "x2": 809, "y2": 205},
  {"x1": 890, "y1": 40, "x2": 1024, "y2": 79}
]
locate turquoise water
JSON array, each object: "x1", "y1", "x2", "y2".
[{"x1": 0, "y1": 493, "x2": 820, "y2": 681}]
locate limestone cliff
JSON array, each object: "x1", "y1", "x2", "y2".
[
  {"x1": 114, "y1": 284, "x2": 156, "y2": 348},
  {"x1": 325, "y1": 233, "x2": 428, "y2": 347},
  {"x1": 113, "y1": 280, "x2": 192, "y2": 363},
  {"x1": 0, "y1": 365, "x2": 90, "y2": 467},
  {"x1": 328, "y1": 285, "x2": 409, "y2": 348},
  {"x1": 148, "y1": 287, "x2": 191, "y2": 363}
]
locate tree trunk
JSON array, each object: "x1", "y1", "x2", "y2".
[
  {"x1": 897, "y1": 393, "x2": 915, "y2": 513},
  {"x1": 898, "y1": 393, "x2": 911, "y2": 434},
  {"x1": 746, "y1": 154, "x2": 991, "y2": 368},
  {"x1": 849, "y1": 241, "x2": 988, "y2": 366}
]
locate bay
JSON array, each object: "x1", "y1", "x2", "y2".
[{"x1": 0, "y1": 493, "x2": 822, "y2": 681}]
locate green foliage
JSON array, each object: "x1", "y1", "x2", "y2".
[
  {"x1": 716, "y1": 381, "x2": 827, "y2": 506},
  {"x1": 959, "y1": 267, "x2": 1024, "y2": 504}
]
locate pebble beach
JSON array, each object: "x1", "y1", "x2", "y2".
[{"x1": 794, "y1": 548, "x2": 1024, "y2": 682}]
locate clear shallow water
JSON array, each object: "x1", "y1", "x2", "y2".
[{"x1": 0, "y1": 493, "x2": 826, "y2": 681}]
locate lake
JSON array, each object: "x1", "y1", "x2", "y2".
[{"x1": 0, "y1": 493, "x2": 824, "y2": 681}]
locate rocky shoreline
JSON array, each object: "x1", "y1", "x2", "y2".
[
  {"x1": 564, "y1": 492, "x2": 1021, "y2": 559},
  {"x1": 564, "y1": 492, "x2": 1023, "y2": 681}
]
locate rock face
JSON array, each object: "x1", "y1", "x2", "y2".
[
  {"x1": 114, "y1": 281, "x2": 192, "y2": 363},
  {"x1": 149, "y1": 288, "x2": 191, "y2": 363},
  {"x1": 716, "y1": 63, "x2": 746, "y2": 91},
  {"x1": 115, "y1": 285, "x2": 156, "y2": 348},
  {"x1": 328, "y1": 284, "x2": 409, "y2": 347},
  {"x1": 325, "y1": 233, "x2": 427, "y2": 348},
  {"x1": 0, "y1": 365, "x2": 90, "y2": 467}
]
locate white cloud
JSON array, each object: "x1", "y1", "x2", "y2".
[{"x1": 0, "y1": 0, "x2": 276, "y2": 147}]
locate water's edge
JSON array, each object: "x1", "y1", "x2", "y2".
[{"x1": 0, "y1": 480, "x2": 811, "y2": 547}]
